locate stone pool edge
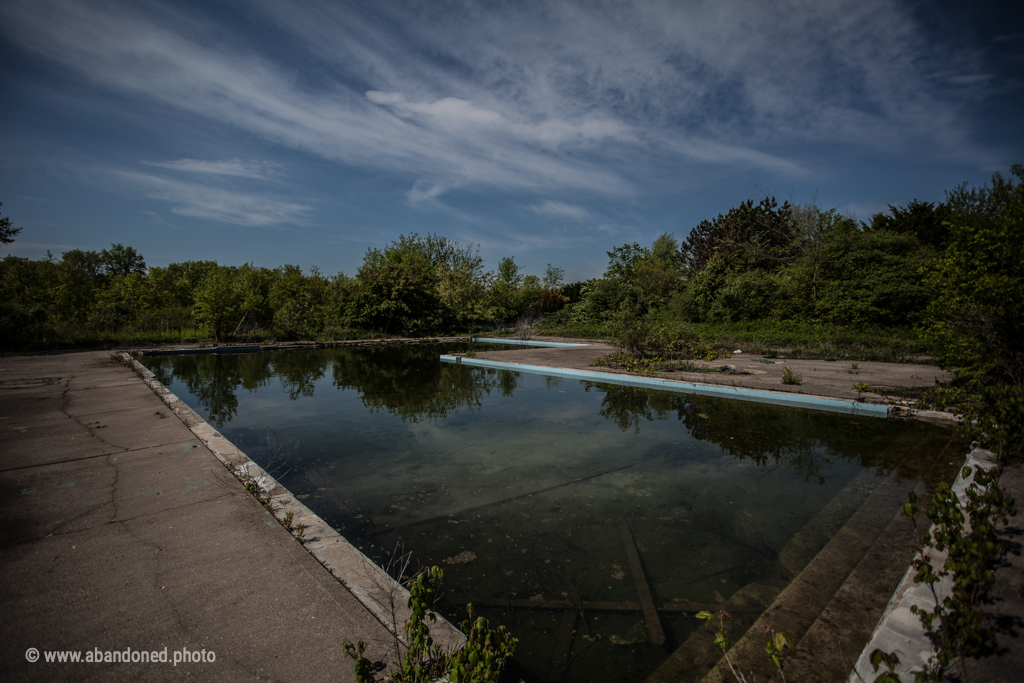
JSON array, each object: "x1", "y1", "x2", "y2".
[{"x1": 123, "y1": 353, "x2": 466, "y2": 652}]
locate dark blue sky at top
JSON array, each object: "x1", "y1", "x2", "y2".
[{"x1": 2, "y1": 0, "x2": 1022, "y2": 282}]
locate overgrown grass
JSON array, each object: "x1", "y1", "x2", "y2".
[
  {"x1": 540, "y1": 318, "x2": 938, "y2": 363},
  {"x1": 684, "y1": 320, "x2": 939, "y2": 362}
]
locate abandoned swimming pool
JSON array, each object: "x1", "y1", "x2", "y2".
[{"x1": 139, "y1": 343, "x2": 961, "y2": 683}]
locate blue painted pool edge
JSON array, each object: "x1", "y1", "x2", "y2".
[
  {"x1": 471, "y1": 337, "x2": 590, "y2": 348},
  {"x1": 441, "y1": 355, "x2": 890, "y2": 418}
]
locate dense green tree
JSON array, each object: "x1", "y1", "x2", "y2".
[
  {"x1": 542, "y1": 263, "x2": 564, "y2": 290},
  {"x1": 680, "y1": 196, "x2": 794, "y2": 275},
  {"x1": 0, "y1": 256, "x2": 57, "y2": 344},
  {"x1": 100, "y1": 243, "x2": 147, "y2": 276},
  {"x1": 866, "y1": 199, "x2": 952, "y2": 249},
  {"x1": 355, "y1": 233, "x2": 489, "y2": 335},
  {"x1": 0, "y1": 203, "x2": 23, "y2": 245},
  {"x1": 604, "y1": 242, "x2": 648, "y2": 280},
  {"x1": 271, "y1": 264, "x2": 329, "y2": 338},
  {"x1": 488, "y1": 257, "x2": 524, "y2": 322},
  {"x1": 925, "y1": 165, "x2": 1024, "y2": 387},
  {"x1": 193, "y1": 265, "x2": 243, "y2": 341}
]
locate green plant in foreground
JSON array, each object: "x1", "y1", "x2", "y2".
[
  {"x1": 875, "y1": 464, "x2": 1017, "y2": 682},
  {"x1": 760, "y1": 623, "x2": 795, "y2": 680},
  {"x1": 449, "y1": 604, "x2": 518, "y2": 683},
  {"x1": 868, "y1": 648, "x2": 902, "y2": 683},
  {"x1": 697, "y1": 610, "x2": 794, "y2": 683},
  {"x1": 781, "y1": 365, "x2": 802, "y2": 385},
  {"x1": 344, "y1": 566, "x2": 516, "y2": 683},
  {"x1": 342, "y1": 640, "x2": 380, "y2": 683}
]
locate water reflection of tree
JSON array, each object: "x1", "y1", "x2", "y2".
[
  {"x1": 149, "y1": 354, "x2": 273, "y2": 427},
  {"x1": 587, "y1": 382, "x2": 914, "y2": 482},
  {"x1": 330, "y1": 345, "x2": 520, "y2": 422},
  {"x1": 144, "y1": 344, "x2": 518, "y2": 427}
]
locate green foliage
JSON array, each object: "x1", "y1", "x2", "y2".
[
  {"x1": 920, "y1": 165, "x2": 1024, "y2": 461},
  {"x1": 902, "y1": 465, "x2": 1017, "y2": 680},
  {"x1": 592, "y1": 352, "x2": 661, "y2": 376},
  {"x1": 607, "y1": 291, "x2": 659, "y2": 357},
  {"x1": 781, "y1": 366, "x2": 802, "y2": 385},
  {"x1": 541, "y1": 263, "x2": 564, "y2": 290},
  {"x1": 342, "y1": 640, "x2": 380, "y2": 683},
  {"x1": 868, "y1": 648, "x2": 903, "y2": 683},
  {"x1": 449, "y1": 604, "x2": 518, "y2": 683},
  {"x1": 100, "y1": 243, "x2": 147, "y2": 276},
  {"x1": 866, "y1": 199, "x2": 952, "y2": 250},
  {"x1": 193, "y1": 266, "x2": 242, "y2": 341},
  {"x1": 761, "y1": 624, "x2": 795, "y2": 674},
  {"x1": 3, "y1": 166, "x2": 1020, "y2": 370},
  {"x1": 356, "y1": 233, "x2": 490, "y2": 335},
  {"x1": 812, "y1": 228, "x2": 934, "y2": 326},
  {"x1": 675, "y1": 253, "x2": 728, "y2": 322},
  {"x1": 680, "y1": 196, "x2": 795, "y2": 276},
  {"x1": 605, "y1": 241, "x2": 649, "y2": 280},
  {"x1": 0, "y1": 202, "x2": 23, "y2": 244},
  {"x1": 343, "y1": 566, "x2": 516, "y2": 683},
  {"x1": 697, "y1": 610, "x2": 794, "y2": 683},
  {"x1": 924, "y1": 165, "x2": 1024, "y2": 387},
  {"x1": 399, "y1": 566, "x2": 447, "y2": 681}
]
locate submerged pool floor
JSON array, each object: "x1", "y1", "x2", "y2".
[{"x1": 141, "y1": 344, "x2": 960, "y2": 683}]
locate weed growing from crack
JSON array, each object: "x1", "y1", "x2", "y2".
[
  {"x1": 697, "y1": 610, "x2": 794, "y2": 682},
  {"x1": 781, "y1": 365, "x2": 802, "y2": 385}
]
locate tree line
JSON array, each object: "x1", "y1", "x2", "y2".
[{"x1": 0, "y1": 229, "x2": 568, "y2": 346}]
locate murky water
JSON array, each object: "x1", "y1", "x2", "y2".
[{"x1": 141, "y1": 344, "x2": 958, "y2": 683}]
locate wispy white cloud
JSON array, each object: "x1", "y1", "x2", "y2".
[
  {"x1": 144, "y1": 158, "x2": 280, "y2": 179},
  {"x1": 111, "y1": 170, "x2": 311, "y2": 227},
  {"x1": 531, "y1": 200, "x2": 590, "y2": 221}
]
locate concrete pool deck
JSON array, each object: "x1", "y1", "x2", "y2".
[{"x1": 0, "y1": 350, "x2": 460, "y2": 682}]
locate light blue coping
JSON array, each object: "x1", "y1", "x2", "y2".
[
  {"x1": 440, "y1": 355, "x2": 890, "y2": 418},
  {"x1": 471, "y1": 337, "x2": 590, "y2": 348}
]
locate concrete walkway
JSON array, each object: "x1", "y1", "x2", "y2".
[{"x1": 0, "y1": 351, "x2": 401, "y2": 682}]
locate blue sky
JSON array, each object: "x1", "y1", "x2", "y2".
[{"x1": 2, "y1": 0, "x2": 1022, "y2": 282}]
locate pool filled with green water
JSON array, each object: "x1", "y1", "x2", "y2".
[{"x1": 140, "y1": 343, "x2": 957, "y2": 683}]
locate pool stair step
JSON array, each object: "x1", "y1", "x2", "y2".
[
  {"x1": 644, "y1": 427, "x2": 945, "y2": 683},
  {"x1": 762, "y1": 477, "x2": 928, "y2": 681},
  {"x1": 702, "y1": 431, "x2": 960, "y2": 683},
  {"x1": 771, "y1": 433, "x2": 964, "y2": 682},
  {"x1": 696, "y1": 471, "x2": 924, "y2": 682}
]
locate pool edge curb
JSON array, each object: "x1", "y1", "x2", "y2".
[{"x1": 443, "y1": 355, "x2": 891, "y2": 417}]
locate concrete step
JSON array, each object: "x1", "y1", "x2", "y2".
[{"x1": 644, "y1": 427, "x2": 939, "y2": 683}]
